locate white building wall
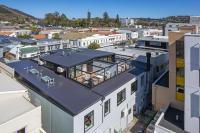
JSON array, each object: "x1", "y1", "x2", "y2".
[
  {"x1": 184, "y1": 34, "x2": 200, "y2": 133},
  {"x1": 73, "y1": 73, "x2": 145, "y2": 133},
  {"x1": 0, "y1": 106, "x2": 41, "y2": 133},
  {"x1": 28, "y1": 89, "x2": 74, "y2": 133}
]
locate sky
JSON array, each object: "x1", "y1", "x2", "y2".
[{"x1": 1, "y1": 0, "x2": 200, "y2": 19}]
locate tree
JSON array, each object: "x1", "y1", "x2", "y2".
[
  {"x1": 88, "y1": 43, "x2": 100, "y2": 49},
  {"x1": 115, "y1": 14, "x2": 121, "y2": 27},
  {"x1": 87, "y1": 11, "x2": 91, "y2": 27},
  {"x1": 103, "y1": 12, "x2": 109, "y2": 26},
  {"x1": 17, "y1": 34, "x2": 31, "y2": 39},
  {"x1": 52, "y1": 33, "x2": 61, "y2": 40}
]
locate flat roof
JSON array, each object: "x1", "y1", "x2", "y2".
[
  {"x1": 9, "y1": 60, "x2": 101, "y2": 116},
  {"x1": 63, "y1": 32, "x2": 97, "y2": 40},
  {"x1": 155, "y1": 71, "x2": 169, "y2": 88},
  {"x1": 98, "y1": 46, "x2": 167, "y2": 58},
  {"x1": 159, "y1": 106, "x2": 186, "y2": 133},
  {"x1": 138, "y1": 36, "x2": 168, "y2": 43},
  {"x1": 0, "y1": 94, "x2": 36, "y2": 125},
  {"x1": 9, "y1": 59, "x2": 143, "y2": 115},
  {"x1": 0, "y1": 72, "x2": 26, "y2": 93},
  {"x1": 41, "y1": 48, "x2": 114, "y2": 68}
]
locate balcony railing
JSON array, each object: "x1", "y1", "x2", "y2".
[
  {"x1": 176, "y1": 58, "x2": 184, "y2": 68},
  {"x1": 176, "y1": 76, "x2": 184, "y2": 87}
]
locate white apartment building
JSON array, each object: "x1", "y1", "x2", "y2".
[
  {"x1": 117, "y1": 30, "x2": 138, "y2": 40},
  {"x1": 184, "y1": 33, "x2": 200, "y2": 133},
  {"x1": 36, "y1": 39, "x2": 69, "y2": 53},
  {"x1": 138, "y1": 29, "x2": 162, "y2": 38},
  {"x1": 165, "y1": 23, "x2": 199, "y2": 35},
  {"x1": 74, "y1": 34, "x2": 126, "y2": 48},
  {"x1": 8, "y1": 49, "x2": 149, "y2": 133},
  {"x1": 190, "y1": 16, "x2": 200, "y2": 25},
  {"x1": 0, "y1": 62, "x2": 43, "y2": 133},
  {"x1": 120, "y1": 18, "x2": 135, "y2": 26}
]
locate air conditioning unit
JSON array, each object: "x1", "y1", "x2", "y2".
[
  {"x1": 38, "y1": 60, "x2": 44, "y2": 65},
  {"x1": 57, "y1": 67, "x2": 64, "y2": 73}
]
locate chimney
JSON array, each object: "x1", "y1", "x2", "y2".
[{"x1": 146, "y1": 52, "x2": 151, "y2": 71}]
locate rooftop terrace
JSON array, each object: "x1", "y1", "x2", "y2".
[{"x1": 40, "y1": 48, "x2": 133, "y2": 88}]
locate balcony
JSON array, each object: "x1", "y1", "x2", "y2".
[
  {"x1": 176, "y1": 58, "x2": 184, "y2": 68},
  {"x1": 176, "y1": 76, "x2": 184, "y2": 87},
  {"x1": 176, "y1": 91, "x2": 184, "y2": 101}
]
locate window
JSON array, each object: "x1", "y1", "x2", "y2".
[
  {"x1": 141, "y1": 75, "x2": 145, "y2": 87},
  {"x1": 104, "y1": 99, "x2": 110, "y2": 116},
  {"x1": 84, "y1": 111, "x2": 94, "y2": 132},
  {"x1": 121, "y1": 111, "x2": 125, "y2": 118},
  {"x1": 156, "y1": 66, "x2": 159, "y2": 72},
  {"x1": 131, "y1": 81, "x2": 137, "y2": 94},
  {"x1": 14, "y1": 127, "x2": 25, "y2": 133},
  {"x1": 128, "y1": 109, "x2": 131, "y2": 115},
  {"x1": 117, "y1": 89, "x2": 126, "y2": 106}
]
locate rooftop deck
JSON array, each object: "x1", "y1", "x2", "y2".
[{"x1": 41, "y1": 48, "x2": 133, "y2": 88}]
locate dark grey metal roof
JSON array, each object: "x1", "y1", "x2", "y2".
[
  {"x1": 8, "y1": 59, "x2": 144, "y2": 115},
  {"x1": 93, "y1": 67, "x2": 144, "y2": 96},
  {"x1": 41, "y1": 48, "x2": 114, "y2": 67},
  {"x1": 159, "y1": 106, "x2": 186, "y2": 133},
  {"x1": 9, "y1": 60, "x2": 101, "y2": 116}
]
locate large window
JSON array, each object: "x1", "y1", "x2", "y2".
[
  {"x1": 131, "y1": 80, "x2": 137, "y2": 94},
  {"x1": 117, "y1": 89, "x2": 126, "y2": 106},
  {"x1": 104, "y1": 99, "x2": 110, "y2": 116},
  {"x1": 84, "y1": 111, "x2": 94, "y2": 132},
  {"x1": 141, "y1": 75, "x2": 145, "y2": 88}
]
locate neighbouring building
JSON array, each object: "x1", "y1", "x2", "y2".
[
  {"x1": 0, "y1": 62, "x2": 44, "y2": 133},
  {"x1": 190, "y1": 16, "x2": 200, "y2": 26},
  {"x1": 184, "y1": 33, "x2": 200, "y2": 133},
  {"x1": 120, "y1": 18, "x2": 135, "y2": 26},
  {"x1": 39, "y1": 29, "x2": 63, "y2": 39},
  {"x1": 138, "y1": 29, "x2": 162, "y2": 38},
  {"x1": 8, "y1": 48, "x2": 149, "y2": 133},
  {"x1": 165, "y1": 22, "x2": 199, "y2": 36},
  {"x1": 137, "y1": 35, "x2": 169, "y2": 50},
  {"x1": 0, "y1": 29, "x2": 31, "y2": 37},
  {"x1": 9, "y1": 45, "x2": 39, "y2": 59},
  {"x1": 150, "y1": 25, "x2": 199, "y2": 133},
  {"x1": 117, "y1": 30, "x2": 138, "y2": 40},
  {"x1": 36, "y1": 39, "x2": 69, "y2": 53},
  {"x1": 66, "y1": 33, "x2": 126, "y2": 48},
  {"x1": 98, "y1": 46, "x2": 168, "y2": 81}
]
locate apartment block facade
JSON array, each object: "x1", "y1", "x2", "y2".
[{"x1": 184, "y1": 33, "x2": 200, "y2": 133}]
